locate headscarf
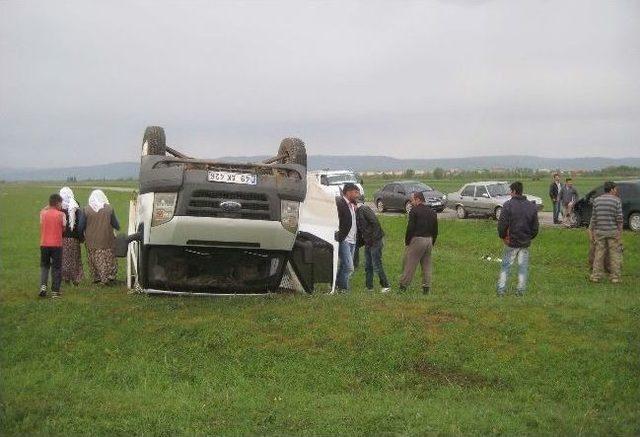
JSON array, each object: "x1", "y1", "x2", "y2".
[
  {"x1": 60, "y1": 186, "x2": 79, "y2": 230},
  {"x1": 88, "y1": 189, "x2": 109, "y2": 213}
]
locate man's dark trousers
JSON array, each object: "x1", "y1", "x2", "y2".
[
  {"x1": 40, "y1": 247, "x2": 62, "y2": 292},
  {"x1": 364, "y1": 241, "x2": 389, "y2": 290}
]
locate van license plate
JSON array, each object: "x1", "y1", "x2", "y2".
[{"x1": 207, "y1": 171, "x2": 257, "y2": 185}]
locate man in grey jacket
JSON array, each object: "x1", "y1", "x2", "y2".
[
  {"x1": 560, "y1": 177, "x2": 579, "y2": 227},
  {"x1": 356, "y1": 204, "x2": 390, "y2": 293}
]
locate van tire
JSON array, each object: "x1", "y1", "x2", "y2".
[
  {"x1": 278, "y1": 138, "x2": 307, "y2": 167},
  {"x1": 142, "y1": 126, "x2": 166, "y2": 156}
]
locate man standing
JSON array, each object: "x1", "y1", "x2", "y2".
[
  {"x1": 496, "y1": 181, "x2": 539, "y2": 297},
  {"x1": 356, "y1": 203, "x2": 390, "y2": 293},
  {"x1": 399, "y1": 192, "x2": 438, "y2": 294},
  {"x1": 589, "y1": 181, "x2": 623, "y2": 283},
  {"x1": 548, "y1": 173, "x2": 563, "y2": 224},
  {"x1": 560, "y1": 177, "x2": 579, "y2": 227},
  {"x1": 334, "y1": 183, "x2": 360, "y2": 292}
]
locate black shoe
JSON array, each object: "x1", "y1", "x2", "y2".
[
  {"x1": 399, "y1": 285, "x2": 407, "y2": 292},
  {"x1": 422, "y1": 286, "x2": 430, "y2": 294},
  {"x1": 38, "y1": 285, "x2": 47, "y2": 297}
]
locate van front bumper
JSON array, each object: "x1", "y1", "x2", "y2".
[{"x1": 147, "y1": 215, "x2": 296, "y2": 251}]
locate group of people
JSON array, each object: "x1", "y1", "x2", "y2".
[
  {"x1": 335, "y1": 177, "x2": 625, "y2": 297},
  {"x1": 548, "y1": 173, "x2": 579, "y2": 226},
  {"x1": 334, "y1": 183, "x2": 438, "y2": 294},
  {"x1": 39, "y1": 188, "x2": 121, "y2": 297}
]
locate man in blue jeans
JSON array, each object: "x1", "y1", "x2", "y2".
[
  {"x1": 496, "y1": 181, "x2": 539, "y2": 296},
  {"x1": 356, "y1": 203, "x2": 390, "y2": 293},
  {"x1": 334, "y1": 183, "x2": 360, "y2": 292}
]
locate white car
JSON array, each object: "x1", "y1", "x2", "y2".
[
  {"x1": 119, "y1": 126, "x2": 338, "y2": 295},
  {"x1": 446, "y1": 181, "x2": 544, "y2": 220},
  {"x1": 310, "y1": 170, "x2": 365, "y2": 201}
]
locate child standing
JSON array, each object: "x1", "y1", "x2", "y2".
[{"x1": 40, "y1": 194, "x2": 66, "y2": 298}]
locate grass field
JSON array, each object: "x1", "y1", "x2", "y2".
[{"x1": 1, "y1": 183, "x2": 639, "y2": 435}]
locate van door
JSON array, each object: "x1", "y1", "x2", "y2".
[{"x1": 290, "y1": 173, "x2": 339, "y2": 292}]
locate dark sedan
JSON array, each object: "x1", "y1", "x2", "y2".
[
  {"x1": 373, "y1": 181, "x2": 446, "y2": 213},
  {"x1": 573, "y1": 180, "x2": 640, "y2": 231}
]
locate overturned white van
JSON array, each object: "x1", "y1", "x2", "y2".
[{"x1": 120, "y1": 126, "x2": 338, "y2": 295}]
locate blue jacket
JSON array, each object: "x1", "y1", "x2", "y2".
[{"x1": 498, "y1": 195, "x2": 539, "y2": 248}]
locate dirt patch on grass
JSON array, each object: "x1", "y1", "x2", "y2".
[{"x1": 413, "y1": 362, "x2": 506, "y2": 389}]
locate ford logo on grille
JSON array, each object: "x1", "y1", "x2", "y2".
[{"x1": 220, "y1": 201, "x2": 242, "y2": 211}]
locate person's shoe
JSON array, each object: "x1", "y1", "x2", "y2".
[
  {"x1": 515, "y1": 290, "x2": 525, "y2": 297},
  {"x1": 496, "y1": 289, "x2": 505, "y2": 297},
  {"x1": 589, "y1": 276, "x2": 600, "y2": 283},
  {"x1": 381, "y1": 287, "x2": 391, "y2": 293},
  {"x1": 611, "y1": 278, "x2": 621, "y2": 284},
  {"x1": 398, "y1": 285, "x2": 406, "y2": 293},
  {"x1": 38, "y1": 285, "x2": 47, "y2": 297},
  {"x1": 422, "y1": 286, "x2": 430, "y2": 294},
  {"x1": 72, "y1": 281, "x2": 80, "y2": 286},
  {"x1": 51, "y1": 291, "x2": 60, "y2": 298}
]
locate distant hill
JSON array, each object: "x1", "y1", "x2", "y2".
[{"x1": 2, "y1": 155, "x2": 640, "y2": 181}]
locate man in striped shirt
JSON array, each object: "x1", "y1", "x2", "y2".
[{"x1": 589, "y1": 181, "x2": 623, "y2": 283}]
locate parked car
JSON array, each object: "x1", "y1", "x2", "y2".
[
  {"x1": 373, "y1": 181, "x2": 446, "y2": 213},
  {"x1": 119, "y1": 126, "x2": 338, "y2": 295},
  {"x1": 447, "y1": 181, "x2": 543, "y2": 220},
  {"x1": 310, "y1": 170, "x2": 365, "y2": 202},
  {"x1": 572, "y1": 180, "x2": 640, "y2": 231}
]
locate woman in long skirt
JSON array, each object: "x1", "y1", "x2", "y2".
[
  {"x1": 59, "y1": 187, "x2": 85, "y2": 285},
  {"x1": 83, "y1": 190, "x2": 120, "y2": 285}
]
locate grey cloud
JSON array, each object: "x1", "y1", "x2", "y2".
[{"x1": 1, "y1": 0, "x2": 639, "y2": 168}]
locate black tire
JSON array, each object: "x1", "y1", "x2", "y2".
[
  {"x1": 278, "y1": 137, "x2": 307, "y2": 167},
  {"x1": 456, "y1": 205, "x2": 467, "y2": 219},
  {"x1": 142, "y1": 126, "x2": 166, "y2": 156},
  {"x1": 405, "y1": 201, "x2": 412, "y2": 214},
  {"x1": 494, "y1": 206, "x2": 502, "y2": 221},
  {"x1": 629, "y1": 212, "x2": 640, "y2": 232}
]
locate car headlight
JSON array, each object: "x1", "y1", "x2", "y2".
[
  {"x1": 280, "y1": 200, "x2": 300, "y2": 233},
  {"x1": 152, "y1": 193, "x2": 177, "y2": 227}
]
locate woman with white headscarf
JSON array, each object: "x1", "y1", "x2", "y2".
[
  {"x1": 83, "y1": 189, "x2": 121, "y2": 284},
  {"x1": 60, "y1": 187, "x2": 85, "y2": 285}
]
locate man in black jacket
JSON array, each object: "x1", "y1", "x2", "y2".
[
  {"x1": 356, "y1": 204, "x2": 390, "y2": 293},
  {"x1": 548, "y1": 173, "x2": 562, "y2": 224},
  {"x1": 399, "y1": 191, "x2": 438, "y2": 294},
  {"x1": 496, "y1": 181, "x2": 539, "y2": 296},
  {"x1": 334, "y1": 183, "x2": 360, "y2": 292}
]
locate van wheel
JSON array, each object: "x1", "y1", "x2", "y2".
[
  {"x1": 376, "y1": 199, "x2": 385, "y2": 212},
  {"x1": 278, "y1": 138, "x2": 307, "y2": 167},
  {"x1": 142, "y1": 126, "x2": 166, "y2": 156},
  {"x1": 456, "y1": 205, "x2": 467, "y2": 219},
  {"x1": 494, "y1": 206, "x2": 502, "y2": 220},
  {"x1": 629, "y1": 212, "x2": 640, "y2": 232}
]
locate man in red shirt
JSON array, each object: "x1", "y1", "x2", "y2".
[{"x1": 40, "y1": 194, "x2": 66, "y2": 298}]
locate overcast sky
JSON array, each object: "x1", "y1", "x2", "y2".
[{"x1": 1, "y1": 0, "x2": 639, "y2": 168}]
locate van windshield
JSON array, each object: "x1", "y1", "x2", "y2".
[{"x1": 487, "y1": 183, "x2": 510, "y2": 197}]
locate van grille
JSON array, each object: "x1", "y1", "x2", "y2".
[{"x1": 186, "y1": 190, "x2": 271, "y2": 220}]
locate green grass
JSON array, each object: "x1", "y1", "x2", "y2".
[{"x1": 1, "y1": 183, "x2": 639, "y2": 435}]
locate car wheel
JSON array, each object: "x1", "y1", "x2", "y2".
[
  {"x1": 494, "y1": 206, "x2": 502, "y2": 220},
  {"x1": 142, "y1": 126, "x2": 166, "y2": 156},
  {"x1": 277, "y1": 137, "x2": 307, "y2": 167},
  {"x1": 405, "y1": 201, "x2": 412, "y2": 214},
  {"x1": 629, "y1": 212, "x2": 640, "y2": 232},
  {"x1": 456, "y1": 205, "x2": 467, "y2": 219},
  {"x1": 376, "y1": 199, "x2": 385, "y2": 212}
]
